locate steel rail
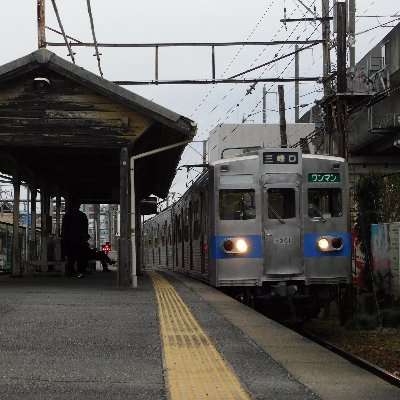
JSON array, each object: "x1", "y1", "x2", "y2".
[{"x1": 298, "y1": 328, "x2": 400, "y2": 388}]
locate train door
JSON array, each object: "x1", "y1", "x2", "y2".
[
  {"x1": 189, "y1": 201, "x2": 194, "y2": 269},
  {"x1": 174, "y1": 214, "x2": 180, "y2": 268},
  {"x1": 180, "y1": 209, "x2": 185, "y2": 268},
  {"x1": 200, "y1": 187, "x2": 209, "y2": 275},
  {"x1": 262, "y1": 175, "x2": 302, "y2": 275}
]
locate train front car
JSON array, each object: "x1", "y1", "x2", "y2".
[
  {"x1": 301, "y1": 154, "x2": 351, "y2": 317},
  {"x1": 211, "y1": 153, "x2": 263, "y2": 291}
]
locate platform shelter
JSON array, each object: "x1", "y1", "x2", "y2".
[{"x1": 0, "y1": 48, "x2": 196, "y2": 286}]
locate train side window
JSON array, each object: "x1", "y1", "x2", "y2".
[
  {"x1": 193, "y1": 198, "x2": 200, "y2": 240},
  {"x1": 308, "y1": 188, "x2": 343, "y2": 218},
  {"x1": 267, "y1": 188, "x2": 296, "y2": 219},
  {"x1": 184, "y1": 208, "x2": 189, "y2": 242},
  {"x1": 177, "y1": 215, "x2": 182, "y2": 243},
  {"x1": 219, "y1": 189, "x2": 256, "y2": 220}
]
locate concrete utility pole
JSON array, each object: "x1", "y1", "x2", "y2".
[
  {"x1": 37, "y1": 0, "x2": 46, "y2": 49},
  {"x1": 278, "y1": 85, "x2": 288, "y2": 147},
  {"x1": 348, "y1": 0, "x2": 356, "y2": 68},
  {"x1": 336, "y1": 1, "x2": 349, "y2": 160},
  {"x1": 322, "y1": 0, "x2": 333, "y2": 154},
  {"x1": 262, "y1": 85, "x2": 267, "y2": 123},
  {"x1": 295, "y1": 45, "x2": 300, "y2": 122}
]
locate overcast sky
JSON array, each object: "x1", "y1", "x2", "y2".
[{"x1": 1, "y1": 0, "x2": 400, "y2": 199}]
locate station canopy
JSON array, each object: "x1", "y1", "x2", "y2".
[{"x1": 0, "y1": 49, "x2": 196, "y2": 203}]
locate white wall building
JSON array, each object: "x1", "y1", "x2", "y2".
[{"x1": 207, "y1": 123, "x2": 316, "y2": 162}]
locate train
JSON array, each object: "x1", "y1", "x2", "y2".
[{"x1": 141, "y1": 147, "x2": 351, "y2": 320}]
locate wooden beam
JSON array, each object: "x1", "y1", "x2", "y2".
[{"x1": 12, "y1": 175, "x2": 21, "y2": 276}]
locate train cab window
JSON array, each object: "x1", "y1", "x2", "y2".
[
  {"x1": 267, "y1": 188, "x2": 296, "y2": 219},
  {"x1": 219, "y1": 189, "x2": 256, "y2": 220},
  {"x1": 308, "y1": 188, "x2": 343, "y2": 218}
]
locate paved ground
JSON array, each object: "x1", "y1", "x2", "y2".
[
  {"x1": 167, "y1": 271, "x2": 400, "y2": 400},
  {"x1": 0, "y1": 268, "x2": 398, "y2": 400},
  {"x1": 0, "y1": 269, "x2": 165, "y2": 400}
]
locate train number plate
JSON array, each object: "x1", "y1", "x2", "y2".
[{"x1": 273, "y1": 237, "x2": 292, "y2": 245}]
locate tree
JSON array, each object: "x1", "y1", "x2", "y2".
[{"x1": 354, "y1": 172, "x2": 384, "y2": 292}]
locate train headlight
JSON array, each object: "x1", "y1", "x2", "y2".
[
  {"x1": 317, "y1": 236, "x2": 344, "y2": 252},
  {"x1": 317, "y1": 238, "x2": 330, "y2": 251},
  {"x1": 235, "y1": 238, "x2": 248, "y2": 253},
  {"x1": 222, "y1": 239, "x2": 234, "y2": 252},
  {"x1": 221, "y1": 238, "x2": 250, "y2": 255}
]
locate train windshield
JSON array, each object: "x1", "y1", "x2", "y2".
[
  {"x1": 219, "y1": 189, "x2": 256, "y2": 220},
  {"x1": 267, "y1": 188, "x2": 296, "y2": 219},
  {"x1": 308, "y1": 188, "x2": 343, "y2": 218}
]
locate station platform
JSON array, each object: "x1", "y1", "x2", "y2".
[{"x1": 0, "y1": 268, "x2": 398, "y2": 400}]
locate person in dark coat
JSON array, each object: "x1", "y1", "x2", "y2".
[
  {"x1": 84, "y1": 235, "x2": 116, "y2": 272},
  {"x1": 61, "y1": 197, "x2": 89, "y2": 278}
]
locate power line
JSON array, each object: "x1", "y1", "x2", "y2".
[
  {"x1": 113, "y1": 77, "x2": 318, "y2": 85},
  {"x1": 191, "y1": 2, "x2": 302, "y2": 128}
]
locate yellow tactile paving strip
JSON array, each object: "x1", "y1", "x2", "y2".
[{"x1": 150, "y1": 270, "x2": 251, "y2": 400}]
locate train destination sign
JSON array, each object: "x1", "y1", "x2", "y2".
[
  {"x1": 262, "y1": 151, "x2": 299, "y2": 164},
  {"x1": 308, "y1": 173, "x2": 341, "y2": 183}
]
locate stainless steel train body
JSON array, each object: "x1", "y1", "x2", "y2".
[{"x1": 142, "y1": 148, "x2": 351, "y2": 311}]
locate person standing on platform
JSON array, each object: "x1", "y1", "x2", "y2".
[{"x1": 61, "y1": 197, "x2": 89, "y2": 278}]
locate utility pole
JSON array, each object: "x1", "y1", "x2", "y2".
[
  {"x1": 348, "y1": 0, "x2": 356, "y2": 68},
  {"x1": 322, "y1": 0, "x2": 333, "y2": 154},
  {"x1": 37, "y1": 0, "x2": 46, "y2": 49},
  {"x1": 278, "y1": 85, "x2": 288, "y2": 147},
  {"x1": 336, "y1": 1, "x2": 349, "y2": 160},
  {"x1": 262, "y1": 85, "x2": 267, "y2": 123},
  {"x1": 295, "y1": 45, "x2": 300, "y2": 122}
]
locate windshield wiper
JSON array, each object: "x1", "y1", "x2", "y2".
[
  {"x1": 268, "y1": 205, "x2": 285, "y2": 224},
  {"x1": 309, "y1": 204, "x2": 326, "y2": 222}
]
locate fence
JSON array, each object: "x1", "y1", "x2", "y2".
[{"x1": 0, "y1": 222, "x2": 40, "y2": 272}]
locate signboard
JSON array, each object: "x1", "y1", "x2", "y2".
[
  {"x1": 308, "y1": 173, "x2": 341, "y2": 183},
  {"x1": 262, "y1": 151, "x2": 298, "y2": 165},
  {"x1": 20, "y1": 214, "x2": 32, "y2": 226}
]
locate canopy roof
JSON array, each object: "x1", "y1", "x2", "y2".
[{"x1": 0, "y1": 49, "x2": 196, "y2": 202}]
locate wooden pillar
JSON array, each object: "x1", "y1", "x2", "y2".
[
  {"x1": 29, "y1": 185, "x2": 38, "y2": 263},
  {"x1": 54, "y1": 192, "x2": 62, "y2": 261},
  {"x1": 119, "y1": 147, "x2": 131, "y2": 287},
  {"x1": 40, "y1": 187, "x2": 49, "y2": 273},
  {"x1": 12, "y1": 175, "x2": 21, "y2": 276}
]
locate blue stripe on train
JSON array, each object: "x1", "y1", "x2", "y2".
[
  {"x1": 303, "y1": 233, "x2": 351, "y2": 257},
  {"x1": 210, "y1": 235, "x2": 263, "y2": 260}
]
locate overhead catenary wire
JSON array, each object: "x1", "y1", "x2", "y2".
[
  {"x1": 191, "y1": 1, "x2": 301, "y2": 128},
  {"x1": 202, "y1": 11, "x2": 323, "y2": 139},
  {"x1": 190, "y1": 0, "x2": 279, "y2": 117},
  {"x1": 45, "y1": 26, "x2": 82, "y2": 44},
  {"x1": 217, "y1": 4, "x2": 332, "y2": 140}
]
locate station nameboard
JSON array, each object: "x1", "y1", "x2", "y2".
[
  {"x1": 262, "y1": 151, "x2": 299, "y2": 164},
  {"x1": 308, "y1": 173, "x2": 341, "y2": 183}
]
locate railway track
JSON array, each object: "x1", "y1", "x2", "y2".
[{"x1": 297, "y1": 327, "x2": 400, "y2": 389}]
